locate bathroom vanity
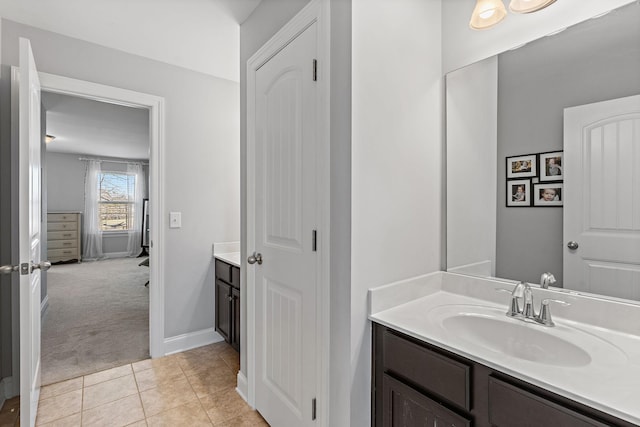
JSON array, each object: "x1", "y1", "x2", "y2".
[
  {"x1": 373, "y1": 324, "x2": 634, "y2": 427},
  {"x1": 215, "y1": 254, "x2": 241, "y2": 351},
  {"x1": 369, "y1": 272, "x2": 640, "y2": 427}
]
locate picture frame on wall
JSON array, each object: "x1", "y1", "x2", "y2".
[
  {"x1": 539, "y1": 151, "x2": 563, "y2": 182},
  {"x1": 507, "y1": 179, "x2": 531, "y2": 207},
  {"x1": 534, "y1": 183, "x2": 563, "y2": 207},
  {"x1": 506, "y1": 154, "x2": 537, "y2": 178}
]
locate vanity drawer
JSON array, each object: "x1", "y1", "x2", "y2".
[
  {"x1": 215, "y1": 259, "x2": 239, "y2": 288},
  {"x1": 488, "y1": 376, "x2": 609, "y2": 427},
  {"x1": 48, "y1": 221, "x2": 78, "y2": 231},
  {"x1": 383, "y1": 330, "x2": 471, "y2": 410},
  {"x1": 48, "y1": 231, "x2": 78, "y2": 241},
  {"x1": 47, "y1": 213, "x2": 77, "y2": 222},
  {"x1": 215, "y1": 259, "x2": 233, "y2": 283},
  {"x1": 48, "y1": 240, "x2": 77, "y2": 249}
]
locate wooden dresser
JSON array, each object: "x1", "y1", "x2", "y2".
[{"x1": 47, "y1": 212, "x2": 82, "y2": 263}]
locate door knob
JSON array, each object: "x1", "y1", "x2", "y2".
[
  {"x1": 567, "y1": 241, "x2": 579, "y2": 250},
  {"x1": 247, "y1": 252, "x2": 263, "y2": 265},
  {"x1": 0, "y1": 265, "x2": 19, "y2": 275},
  {"x1": 31, "y1": 261, "x2": 52, "y2": 273}
]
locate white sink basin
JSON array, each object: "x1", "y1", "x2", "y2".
[{"x1": 427, "y1": 304, "x2": 627, "y2": 367}]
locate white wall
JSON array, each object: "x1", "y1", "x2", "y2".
[
  {"x1": 351, "y1": 0, "x2": 442, "y2": 425},
  {"x1": 442, "y1": 0, "x2": 636, "y2": 73},
  {"x1": 446, "y1": 56, "x2": 497, "y2": 275},
  {"x1": 1, "y1": 19, "x2": 240, "y2": 346}
]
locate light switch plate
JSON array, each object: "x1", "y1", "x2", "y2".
[{"x1": 169, "y1": 212, "x2": 182, "y2": 228}]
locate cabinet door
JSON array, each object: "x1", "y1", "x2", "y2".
[
  {"x1": 215, "y1": 280, "x2": 232, "y2": 343},
  {"x1": 382, "y1": 374, "x2": 471, "y2": 427},
  {"x1": 231, "y1": 287, "x2": 241, "y2": 352}
]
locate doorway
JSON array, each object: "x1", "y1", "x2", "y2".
[
  {"x1": 40, "y1": 90, "x2": 151, "y2": 385},
  {"x1": 20, "y1": 71, "x2": 167, "y2": 389}
]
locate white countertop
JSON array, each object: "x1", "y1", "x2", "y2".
[
  {"x1": 369, "y1": 272, "x2": 640, "y2": 425},
  {"x1": 214, "y1": 252, "x2": 241, "y2": 268}
]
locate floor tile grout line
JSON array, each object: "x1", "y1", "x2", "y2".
[{"x1": 131, "y1": 362, "x2": 148, "y2": 425}]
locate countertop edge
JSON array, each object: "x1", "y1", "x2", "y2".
[{"x1": 214, "y1": 252, "x2": 241, "y2": 268}]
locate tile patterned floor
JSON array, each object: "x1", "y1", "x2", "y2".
[{"x1": 31, "y1": 342, "x2": 268, "y2": 426}]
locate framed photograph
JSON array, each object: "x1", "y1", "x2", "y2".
[
  {"x1": 507, "y1": 179, "x2": 531, "y2": 207},
  {"x1": 506, "y1": 154, "x2": 537, "y2": 178},
  {"x1": 534, "y1": 183, "x2": 563, "y2": 206},
  {"x1": 539, "y1": 151, "x2": 563, "y2": 181}
]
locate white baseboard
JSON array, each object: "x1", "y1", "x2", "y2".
[
  {"x1": 1, "y1": 376, "x2": 15, "y2": 400},
  {"x1": 163, "y1": 328, "x2": 224, "y2": 356},
  {"x1": 236, "y1": 371, "x2": 250, "y2": 406},
  {"x1": 41, "y1": 294, "x2": 49, "y2": 316}
]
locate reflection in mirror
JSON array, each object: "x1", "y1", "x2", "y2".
[{"x1": 446, "y1": 1, "x2": 640, "y2": 301}]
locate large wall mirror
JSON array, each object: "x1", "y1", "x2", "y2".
[{"x1": 446, "y1": 1, "x2": 640, "y2": 301}]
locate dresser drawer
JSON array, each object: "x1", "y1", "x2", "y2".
[
  {"x1": 383, "y1": 330, "x2": 471, "y2": 410},
  {"x1": 48, "y1": 221, "x2": 78, "y2": 231},
  {"x1": 48, "y1": 248, "x2": 79, "y2": 259},
  {"x1": 48, "y1": 240, "x2": 77, "y2": 249},
  {"x1": 48, "y1": 213, "x2": 77, "y2": 222},
  {"x1": 48, "y1": 230, "x2": 78, "y2": 241}
]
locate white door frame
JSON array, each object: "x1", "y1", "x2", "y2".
[
  {"x1": 245, "y1": 0, "x2": 331, "y2": 423},
  {"x1": 37, "y1": 72, "x2": 166, "y2": 358}
]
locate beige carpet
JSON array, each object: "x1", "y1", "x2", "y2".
[{"x1": 41, "y1": 258, "x2": 149, "y2": 385}]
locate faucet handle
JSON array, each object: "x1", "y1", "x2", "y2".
[
  {"x1": 535, "y1": 299, "x2": 570, "y2": 326},
  {"x1": 496, "y1": 287, "x2": 521, "y2": 317}
]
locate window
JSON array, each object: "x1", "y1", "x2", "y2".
[{"x1": 98, "y1": 172, "x2": 136, "y2": 231}]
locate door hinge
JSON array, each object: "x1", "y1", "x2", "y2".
[
  {"x1": 313, "y1": 59, "x2": 318, "y2": 82},
  {"x1": 312, "y1": 397, "x2": 317, "y2": 420},
  {"x1": 312, "y1": 229, "x2": 317, "y2": 252}
]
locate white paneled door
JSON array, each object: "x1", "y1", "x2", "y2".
[
  {"x1": 16, "y1": 37, "x2": 45, "y2": 427},
  {"x1": 252, "y1": 22, "x2": 319, "y2": 426},
  {"x1": 564, "y1": 94, "x2": 640, "y2": 300}
]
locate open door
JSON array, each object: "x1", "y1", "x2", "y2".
[{"x1": 16, "y1": 37, "x2": 48, "y2": 427}]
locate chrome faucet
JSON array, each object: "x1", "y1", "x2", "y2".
[
  {"x1": 540, "y1": 272, "x2": 556, "y2": 289},
  {"x1": 499, "y1": 281, "x2": 569, "y2": 327}
]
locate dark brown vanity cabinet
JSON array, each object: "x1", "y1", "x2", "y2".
[
  {"x1": 372, "y1": 323, "x2": 634, "y2": 427},
  {"x1": 215, "y1": 259, "x2": 240, "y2": 352}
]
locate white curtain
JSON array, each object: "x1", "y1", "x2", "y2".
[
  {"x1": 82, "y1": 160, "x2": 105, "y2": 261},
  {"x1": 127, "y1": 163, "x2": 146, "y2": 257}
]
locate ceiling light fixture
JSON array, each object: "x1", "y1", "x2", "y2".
[
  {"x1": 469, "y1": 0, "x2": 507, "y2": 30},
  {"x1": 470, "y1": 0, "x2": 558, "y2": 30},
  {"x1": 45, "y1": 134, "x2": 56, "y2": 143},
  {"x1": 509, "y1": 0, "x2": 557, "y2": 14}
]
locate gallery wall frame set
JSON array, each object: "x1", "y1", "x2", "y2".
[{"x1": 506, "y1": 151, "x2": 563, "y2": 207}]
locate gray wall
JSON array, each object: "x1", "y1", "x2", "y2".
[
  {"x1": 240, "y1": 1, "x2": 352, "y2": 424},
  {"x1": 1, "y1": 17, "x2": 240, "y2": 356},
  {"x1": 46, "y1": 152, "x2": 149, "y2": 256},
  {"x1": 496, "y1": 5, "x2": 640, "y2": 284}
]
